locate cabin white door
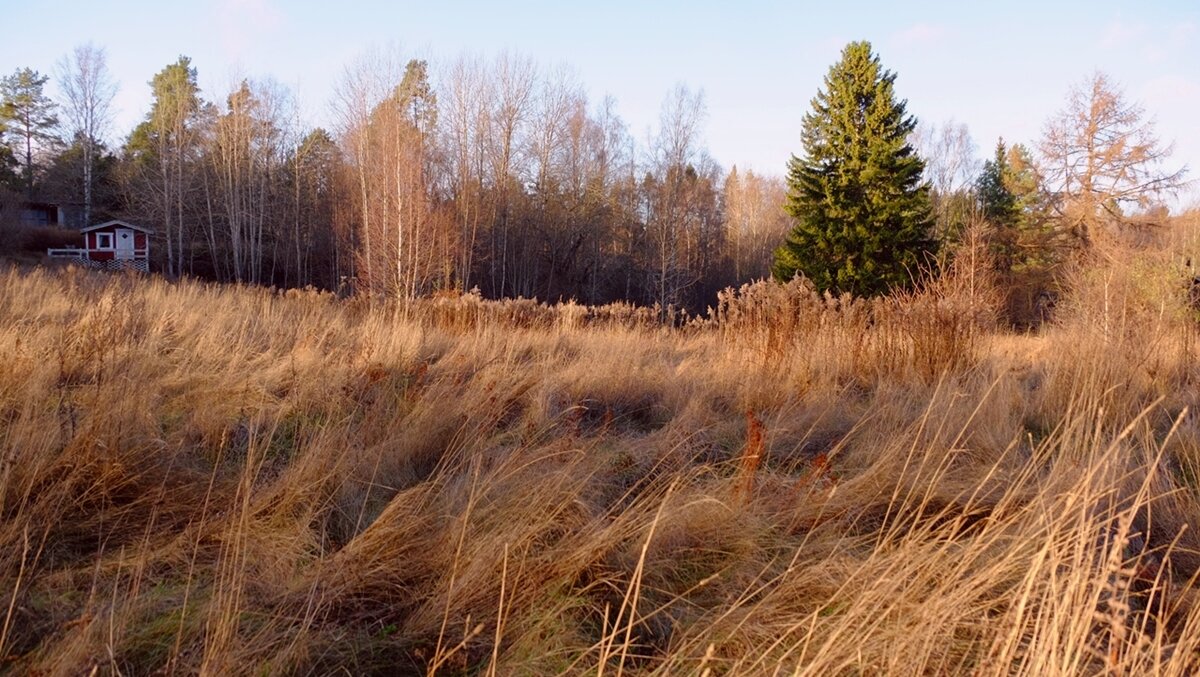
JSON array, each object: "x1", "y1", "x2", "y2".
[{"x1": 115, "y1": 228, "x2": 135, "y2": 260}]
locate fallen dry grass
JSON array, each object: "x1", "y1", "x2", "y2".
[{"x1": 2, "y1": 229, "x2": 1200, "y2": 675}]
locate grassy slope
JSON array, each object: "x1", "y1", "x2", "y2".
[{"x1": 2, "y1": 236, "x2": 1200, "y2": 674}]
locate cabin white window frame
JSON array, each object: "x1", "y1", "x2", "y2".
[{"x1": 95, "y1": 232, "x2": 114, "y2": 249}]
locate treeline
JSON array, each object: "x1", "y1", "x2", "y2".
[
  {"x1": 0, "y1": 45, "x2": 1190, "y2": 316},
  {"x1": 0, "y1": 48, "x2": 791, "y2": 312}
]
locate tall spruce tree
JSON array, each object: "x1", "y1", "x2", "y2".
[
  {"x1": 772, "y1": 41, "x2": 934, "y2": 296},
  {"x1": 977, "y1": 140, "x2": 1018, "y2": 227},
  {"x1": 976, "y1": 140, "x2": 1021, "y2": 273},
  {"x1": 977, "y1": 139, "x2": 1056, "y2": 276}
]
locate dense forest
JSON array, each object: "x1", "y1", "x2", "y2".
[{"x1": 0, "y1": 44, "x2": 1189, "y2": 316}]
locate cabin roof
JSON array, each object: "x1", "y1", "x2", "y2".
[{"x1": 81, "y1": 220, "x2": 155, "y2": 234}]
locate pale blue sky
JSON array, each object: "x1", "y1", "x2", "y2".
[{"x1": 4, "y1": 1, "x2": 1198, "y2": 202}]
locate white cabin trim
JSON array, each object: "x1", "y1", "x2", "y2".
[{"x1": 81, "y1": 220, "x2": 155, "y2": 234}]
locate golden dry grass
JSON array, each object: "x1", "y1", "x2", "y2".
[{"x1": 2, "y1": 228, "x2": 1200, "y2": 675}]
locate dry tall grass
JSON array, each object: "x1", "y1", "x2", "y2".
[{"x1": 2, "y1": 224, "x2": 1200, "y2": 675}]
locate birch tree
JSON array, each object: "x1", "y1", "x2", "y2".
[
  {"x1": 649, "y1": 83, "x2": 707, "y2": 310},
  {"x1": 333, "y1": 51, "x2": 393, "y2": 294},
  {"x1": 125, "y1": 57, "x2": 203, "y2": 277},
  {"x1": 442, "y1": 55, "x2": 491, "y2": 292},
  {"x1": 336, "y1": 53, "x2": 449, "y2": 298},
  {"x1": 487, "y1": 52, "x2": 535, "y2": 297},
  {"x1": 724, "y1": 167, "x2": 789, "y2": 280},
  {"x1": 56, "y1": 44, "x2": 117, "y2": 225},
  {"x1": 211, "y1": 79, "x2": 290, "y2": 284}
]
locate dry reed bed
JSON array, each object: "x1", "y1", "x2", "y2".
[{"x1": 1, "y1": 249, "x2": 1199, "y2": 674}]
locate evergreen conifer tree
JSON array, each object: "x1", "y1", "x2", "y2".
[
  {"x1": 772, "y1": 41, "x2": 934, "y2": 296},
  {"x1": 977, "y1": 140, "x2": 1020, "y2": 271},
  {"x1": 977, "y1": 139, "x2": 1057, "y2": 275},
  {"x1": 0, "y1": 68, "x2": 59, "y2": 199},
  {"x1": 977, "y1": 140, "x2": 1021, "y2": 224}
]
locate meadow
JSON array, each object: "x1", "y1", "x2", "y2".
[{"x1": 2, "y1": 224, "x2": 1200, "y2": 675}]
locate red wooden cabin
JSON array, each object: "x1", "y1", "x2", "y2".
[{"x1": 48, "y1": 220, "x2": 152, "y2": 272}]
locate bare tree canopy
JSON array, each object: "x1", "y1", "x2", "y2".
[
  {"x1": 911, "y1": 119, "x2": 980, "y2": 243},
  {"x1": 56, "y1": 43, "x2": 117, "y2": 224},
  {"x1": 56, "y1": 44, "x2": 116, "y2": 146},
  {"x1": 911, "y1": 119, "x2": 979, "y2": 196},
  {"x1": 40, "y1": 44, "x2": 1200, "y2": 317},
  {"x1": 1041, "y1": 72, "x2": 1189, "y2": 243}
]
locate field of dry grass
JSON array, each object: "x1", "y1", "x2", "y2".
[{"x1": 3, "y1": 228, "x2": 1200, "y2": 675}]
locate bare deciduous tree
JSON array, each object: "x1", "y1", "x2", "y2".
[
  {"x1": 333, "y1": 49, "x2": 398, "y2": 294},
  {"x1": 209, "y1": 78, "x2": 293, "y2": 284},
  {"x1": 912, "y1": 119, "x2": 978, "y2": 196},
  {"x1": 335, "y1": 50, "x2": 451, "y2": 298},
  {"x1": 56, "y1": 43, "x2": 117, "y2": 226},
  {"x1": 911, "y1": 120, "x2": 980, "y2": 242},
  {"x1": 1041, "y1": 72, "x2": 1189, "y2": 244},
  {"x1": 442, "y1": 54, "x2": 491, "y2": 291},
  {"x1": 487, "y1": 52, "x2": 536, "y2": 297},
  {"x1": 724, "y1": 167, "x2": 789, "y2": 280},
  {"x1": 99, "y1": 48, "x2": 811, "y2": 311},
  {"x1": 649, "y1": 83, "x2": 709, "y2": 310}
]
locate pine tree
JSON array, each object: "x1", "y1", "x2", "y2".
[
  {"x1": 0, "y1": 135, "x2": 19, "y2": 193},
  {"x1": 0, "y1": 68, "x2": 60, "y2": 199},
  {"x1": 394, "y1": 59, "x2": 437, "y2": 136},
  {"x1": 772, "y1": 41, "x2": 934, "y2": 296}
]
